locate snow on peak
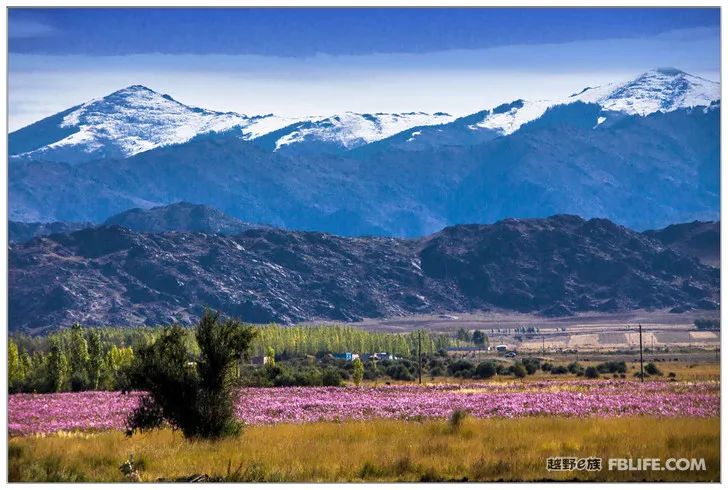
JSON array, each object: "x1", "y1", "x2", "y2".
[
  {"x1": 274, "y1": 111, "x2": 455, "y2": 150},
  {"x1": 571, "y1": 68, "x2": 720, "y2": 115},
  {"x1": 12, "y1": 85, "x2": 297, "y2": 163},
  {"x1": 472, "y1": 68, "x2": 720, "y2": 135}
]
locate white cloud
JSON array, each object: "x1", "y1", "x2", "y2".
[{"x1": 9, "y1": 18, "x2": 58, "y2": 39}]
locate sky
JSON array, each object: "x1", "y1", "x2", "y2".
[{"x1": 8, "y1": 8, "x2": 721, "y2": 131}]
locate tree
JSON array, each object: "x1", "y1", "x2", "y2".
[
  {"x1": 68, "y1": 324, "x2": 90, "y2": 390},
  {"x1": 8, "y1": 341, "x2": 24, "y2": 392},
  {"x1": 266, "y1": 346, "x2": 276, "y2": 366},
  {"x1": 584, "y1": 366, "x2": 600, "y2": 379},
  {"x1": 472, "y1": 330, "x2": 486, "y2": 346},
  {"x1": 87, "y1": 330, "x2": 104, "y2": 390},
  {"x1": 104, "y1": 345, "x2": 134, "y2": 390},
  {"x1": 126, "y1": 310, "x2": 256, "y2": 439},
  {"x1": 456, "y1": 328, "x2": 471, "y2": 343},
  {"x1": 47, "y1": 337, "x2": 69, "y2": 392},
  {"x1": 352, "y1": 357, "x2": 364, "y2": 386}
]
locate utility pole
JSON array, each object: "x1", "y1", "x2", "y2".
[
  {"x1": 639, "y1": 324, "x2": 644, "y2": 382},
  {"x1": 542, "y1": 335, "x2": 545, "y2": 355},
  {"x1": 418, "y1": 330, "x2": 422, "y2": 384}
]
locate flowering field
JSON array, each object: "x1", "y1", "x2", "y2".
[{"x1": 8, "y1": 380, "x2": 719, "y2": 436}]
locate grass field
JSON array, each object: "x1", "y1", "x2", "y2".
[{"x1": 9, "y1": 416, "x2": 719, "y2": 482}]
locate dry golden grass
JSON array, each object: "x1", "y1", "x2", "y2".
[{"x1": 9, "y1": 416, "x2": 719, "y2": 482}]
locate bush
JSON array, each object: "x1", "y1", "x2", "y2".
[
  {"x1": 429, "y1": 366, "x2": 445, "y2": 377},
  {"x1": 584, "y1": 366, "x2": 599, "y2": 379},
  {"x1": 645, "y1": 362, "x2": 662, "y2": 376},
  {"x1": 474, "y1": 361, "x2": 497, "y2": 379},
  {"x1": 550, "y1": 365, "x2": 568, "y2": 375},
  {"x1": 522, "y1": 358, "x2": 541, "y2": 375},
  {"x1": 126, "y1": 310, "x2": 256, "y2": 439},
  {"x1": 322, "y1": 368, "x2": 342, "y2": 387},
  {"x1": 541, "y1": 362, "x2": 553, "y2": 372},
  {"x1": 448, "y1": 359, "x2": 474, "y2": 376},
  {"x1": 596, "y1": 361, "x2": 627, "y2": 374},
  {"x1": 512, "y1": 363, "x2": 527, "y2": 378},
  {"x1": 449, "y1": 409, "x2": 468, "y2": 432},
  {"x1": 386, "y1": 363, "x2": 414, "y2": 381},
  {"x1": 363, "y1": 363, "x2": 381, "y2": 380},
  {"x1": 567, "y1": 362, "x2": 583, "y2": 375}
]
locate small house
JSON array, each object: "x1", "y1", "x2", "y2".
[{"x1": 495, "y1": 345, "x2": 508, "y2": 353}]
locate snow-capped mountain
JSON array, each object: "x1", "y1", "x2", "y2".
[
  {"x1": 9, "y1": 85, "x2": 301, "y2": 164},
  {"x1": 273, "y1": 111, "x2": 455, "y2": 150},
  {"x1": 470, "y1": 68, "x2": 720, "y2": 136},
  {"x1": 9, "y1": 68, "x2": 720, "y2": 163}
]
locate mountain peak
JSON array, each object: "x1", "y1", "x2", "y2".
[
  {"x1": 649, "y1": 67, "x2": 687, "y2": 76},
  {"x1": 103, "y1": 202, "x2": 264, "y2": 235},
  {"x1": 114, "y1": 84, "x2": 158, "y2": 94},
  {"x1": 575, "y1": 67, "x2": 719, "y2": 115}
]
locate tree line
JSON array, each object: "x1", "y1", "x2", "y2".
[
  {"x1": 9, "y1": 325, "x2": 135, "y2": 393},
  {"x1": 8, "y1": 323, "x2": 453, "y2": 393}
]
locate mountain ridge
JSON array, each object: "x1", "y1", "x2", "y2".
[
  {"x1": 10, "y1": 68, "x2": 719, "y2": 163},
  {"x1": 9, "y1": 214, "x2": 719, "y2": 331}
]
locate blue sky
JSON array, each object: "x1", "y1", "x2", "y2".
[{"x1": 9, "y1": 8, "x2": 721, "y2": 130}]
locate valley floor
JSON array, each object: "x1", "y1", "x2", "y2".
[{"x1": 8, "y1": 416, "x2": 719, "y2": 482}]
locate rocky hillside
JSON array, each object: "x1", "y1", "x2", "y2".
[
  {"x1": 645, "y1": 220, "x2": 720, "y2": 267},
  {"x1": 9, "y1": 202, "x2": 264, "y2": 243},
  {"x1": 9, "y1": 215, "x2": 719, "y2": 331},
  {"x1": 9, "y1": 220, "x2": 93, "y2": 243},
  {"x1": 103, "y1": 202, "x2": 264, "y2": 234}
]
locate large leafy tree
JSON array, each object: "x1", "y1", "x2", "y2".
[
  {"x1": 87, "y1": 329, "x2": 104, "y2": 390},
  {"x1": 47, "y1": 337, "x2": 69, "y2": 392},
  {"x1": 126, "y1": 310, "x2": 256, "y2": 439}
]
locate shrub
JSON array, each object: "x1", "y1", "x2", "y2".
[
  {"x1": 584, "y1": 366, "x2": 599, "y2": 379},
  {"x1": 541, "y1": 362, "x2": 553, "y2": 372},
  {"x1": 449, "y1": 409, "x2": 469, "y2": 431},
  {"x1": 126, "y1": 310, "x2": 256, "y2": 439},
  {"x1": 322, "y1": 368, "x2": 342, "y2": 387},
  {"x1": 495, "y1": 363, "x2": 510, "y2": 375},
  {"x1": 567, "y1": 362, "x2": 583, "y2": 375},
  {"x1": 429, "y1": 366, "x2": 445, "y2": 377},
  {"x1": 474, "y1": 361, "x2": 496, "y2": 379},
  {"x1": 550, "y1": 365, "x2": 568, "y2": 375},
  {"x1": 512, "y1": 363, "x2": 527, "y2": 378},
  {"x1": 522, "y1": 358, "x2": 541, "y2": 375},
  {"x1": 596, "y1": 361, "x2": 627, "y2": 374},
  {"x1": 386, "y1": 363, "x2": 414, "y2": 381},
  {"x1": 645, "y1": 362, "x2": 662, "y2": 376},
  {"x1": 448, "y1": 359, "x2": 474, "y2": 376}
]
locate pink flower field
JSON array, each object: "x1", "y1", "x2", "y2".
[{"x1": 8, "y1": 380, "x2": 719, "y2": 436}]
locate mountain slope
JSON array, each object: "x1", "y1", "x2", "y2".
[
  {"x1": 645, "y1": 221, "x2": 720, "y2": 267},
  {"x1": 8, "y1": 103, "x2": 719, "y2": 234},
  {"x1": 270, "y1": 111, "x2": 455, "y2": 153},
  {"x1": 9, "y1": 220, "x2": 94, "y2": 244},
  {"x1": 8, "y1": 215, "x2": 719, "y2": 331},
  {"x1": 103, "y1": 202, "x2": 264, "y2": 234},
  {"x1": 8, "y1": 68, "x2": 720, "y2": 235},
  {"x1": 8, "y1": 85, "x2": 300, "y2": 164},
  {"x1": 467, "y1": 68, "x2": 720, "y2": 137}
]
